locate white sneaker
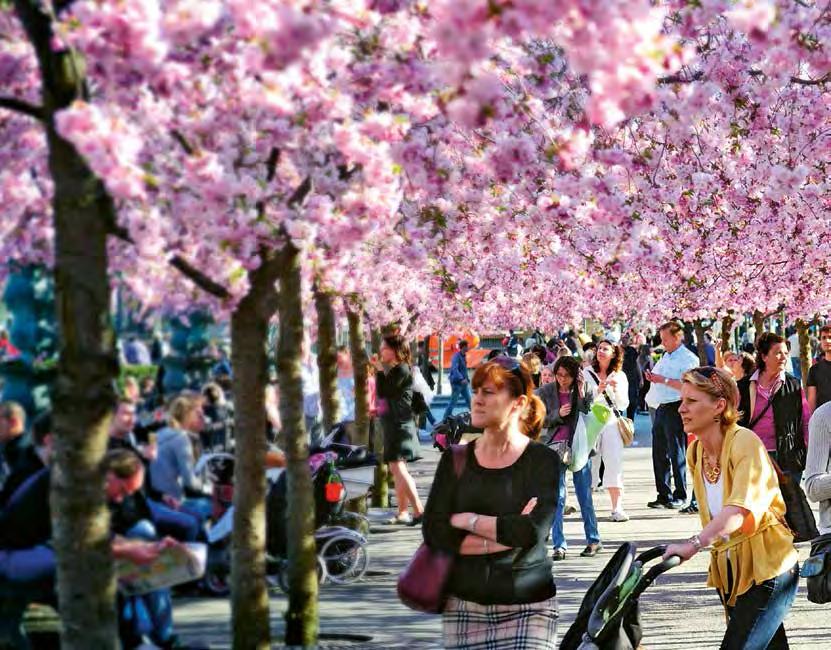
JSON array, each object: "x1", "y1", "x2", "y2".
[
  {"x1": 386, "y1": 512, "x2": 413, "y2": 525},
  {"x1": 610, "y1": 510, "x2": 629, "y2": 522}
]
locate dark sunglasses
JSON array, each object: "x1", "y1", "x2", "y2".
[
  {"x1": 692, "y1": 366, "x2": 718, "y2": 378},
  {"x1": 489, "y1": 356, "x2": 527, "y2": 394}
]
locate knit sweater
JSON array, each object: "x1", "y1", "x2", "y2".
[{"x1": 804, "y1": 401, "x2": 831, "y2": 534}]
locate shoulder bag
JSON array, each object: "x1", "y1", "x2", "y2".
[
  {"x1": 802, "y1": 533, "x2": 831, "y2": 603},
  {"x1": 397, "y1": 445, "x2": 467, "y2": 613},
  {"x1": 588, "y1": 370, "x2": 634, "y2": 446},
  {"x1": 769, "y1": 455, "x2": 818, "y2": 543}
]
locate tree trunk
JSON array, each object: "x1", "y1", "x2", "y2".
[
  {"x1": 720, "y1": 313, "x2": 735, "y2": 353},
  {"x1": 13, "y1": 2, "x2": 120, "y2": 645},
  {"x1": 369, "y1": 327, "x2": 389, "y2": 508},
  {"x1": 797, "y1": 319, "x2": 811, "y2": 389},
  {"x1": 277, "y1": 245, "x2": 318, "y2": 646},
  {"x1": 753, "y1": 310, "x2": 766, "y2": 341},
  {"x1": 693, "y1": 320, "x2": 708, "y2": 366},
  {"x1": 314, "y1": 287, "x2": 341, "y2": 434},
  {"x1": 347, "y1": 307, "x2": 369, "y2": 447},
  {"x1": 230, "y1": 262, "x2": 278, "y2": 649}
]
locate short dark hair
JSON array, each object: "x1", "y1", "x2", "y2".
[
  {"x1": 103, "y1": 449, "x2": 143, "y2": 479},
  {"x1": 820, "y1": 324, "x2": 831, "y2": 338},
  {"x1": 755, "y1": 332, "x2": 786, "y2": 372},
  {"x1": 552, "y1": 355, "x2": 581, "y2": 386},
  {"x1": 32, "y1": 411, "x2": 53, "y2": 447},
  {"x1": 458, "y1": 340, "x2": 469, "y2": 350},
  {"x1": 659, "y1": 321, "x2": 683, "y2": 336}
]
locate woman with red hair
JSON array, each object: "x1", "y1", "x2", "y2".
[{"x1": 422, "y1": 357, "x2": 560, "y2": 648}]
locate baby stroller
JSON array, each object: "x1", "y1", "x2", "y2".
[
  {"x1": 431, "y1": 412, "x2": 483, "y2": 451},
  {"x1": 266, "y1": 444, "x2": 374, "y2": 592},
  {"x1": 560, "y1": 544, "x2": 681, "y2": 650}
]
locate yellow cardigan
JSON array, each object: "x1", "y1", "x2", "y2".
[{"x1": 689, "y1": 425, "x2": 798, "y2": 606}]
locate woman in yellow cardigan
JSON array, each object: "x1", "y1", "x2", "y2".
[{"x1": 664, "y1": 366, "x2": 798, "y2": 649}]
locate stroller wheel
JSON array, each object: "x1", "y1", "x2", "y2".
[
  {"x1": 202, "y1": 567, "x2": 231, "y2": 597},
  {"x1": 319, "y1": 535, "x2": 369, "y2": 585},
  {"x1": 273, "y1": 556, "x2": 327, "y2": 593}
]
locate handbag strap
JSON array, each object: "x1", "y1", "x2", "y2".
[
  {"x1": 450, "y1": 444, "x2": 468, "y2": 479},
  {"x1": 748, "y1": 390, "x2": 775, "y2": 429},
  {"x1": 587, "y1": 369, "x2": 622, "y2": 417}
]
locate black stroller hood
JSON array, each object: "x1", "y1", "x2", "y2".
[{"x1": 561, "y1": 543, "x2": 681, "y2": 650}]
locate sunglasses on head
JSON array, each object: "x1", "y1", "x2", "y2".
[{"x1": 489, "y1": 355, "x2": 527, "y2": 394}]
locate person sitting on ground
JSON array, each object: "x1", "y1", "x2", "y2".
[
  {"x1": 149, "y1": 392, "x2": 212, "y2": 521},
  {"x1": 110, "y1": 401, "x2": 201, "y2": 543},
  {"x1": 0, "y1": 401, "x2": 28, "y2": 491},
  {"x1": 201, "y1": 382, "x2": 233, "y2": 451},
  {"x1": 0, "y1": 410, "x2": 51, "y2": 507},
  {"x1": 105, "y1": 449, "x2": 188, "y2": 650},
  {"x1": 0, "y1": 448, "x2": 183, "y2": 649}
]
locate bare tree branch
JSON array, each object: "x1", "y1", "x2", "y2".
[
  {"x1": 170, "y1": 129, "x2": 195, "y2": 155},
  {"x1": 169, "y1": 255, "x2": 231, "y2": 299},
  {"x1": 108, "y1": 219, "x2": 231, "y2": 300},
  {"x1": 657, "y1": 70, "x2": 705, "y2": 85},
  {"x1": 0, "y1": 96, "x2": 45, "y2": 120},
  {"x1": 287, "y1": 175, "x2": 313, "y2": 208}
]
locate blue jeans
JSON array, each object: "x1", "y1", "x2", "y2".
[
  {"x1": 790, "y1": 358, "x2": 801, "y2": 381},
  {"x1": 552, "y1": 459, "x2": 600, "y2": 550},
  {"x1": 442, "y1": 383, "x2": 471, "y2": 420},
  {"x1": 147, "y1": 499, "x2": 201, "y2": 542},
  {"x1": 0, "y1": 546, "x2": 56, "y2": 648},
  {"x1": 720, "y1": 563, "x2": 798, "y2": 649},
  {"x1": 121, "y1": 520, "x2": 175, "y2": 648},
  {"x1": 181, "y1": 496, "x2": 214, "y2": 523},
  {"x1": 652, "y1": 401, "x2": 687, "y2": 502}
]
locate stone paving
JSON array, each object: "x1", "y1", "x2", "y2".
[{"x1": 174, "y1": 413, "x2": 830, "y2": 648}]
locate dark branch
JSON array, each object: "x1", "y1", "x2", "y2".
[
  {"x1": 169, "y1": 255, "x2": 231, "y2": 300},
  {"x1": 0, "y1": 96, "x2": 45, "y2": 121},
  {"x1": 108, "y1": 215, "x2": 231, "y2": 300},
  {"x1": 657, "y1": 70, "x2": 705, "y2": 85},
  {"x1": 286, "y1": 176, "x2": 313, "y2": 208},
  {"x1": 170, "y1": 130, "x2": 195, "y2": 155},
  {"x1": 266, "y1": 148, "x2": 280, "y2": 182},
  {"x1": 790, "y1": 72, "x2": 831, "y2": 86}
]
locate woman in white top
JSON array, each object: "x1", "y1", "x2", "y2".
[{"x1": 583, "y1": 340, "x2": 630, "y2": 521}]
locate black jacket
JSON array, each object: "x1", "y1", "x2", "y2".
[
  {"x1": 737, "y1": 373, "x2": 806, "y2": 470},
  {"x1": 423, "y1": 441, "x2": 560, "y2": 605},
  {"x1": 535, "y1": 382, "x2": 594, "y2": 446},
  {"x1": 0, "y1": 443, "x2": 45, "y2": 508}
]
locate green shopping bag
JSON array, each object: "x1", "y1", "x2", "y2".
[{"x1": 585, "y1": 402, "x2": 612, "y2": 448}]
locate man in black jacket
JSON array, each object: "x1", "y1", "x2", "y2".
[
  {"x1": 0, "y1": 410, "x2": 51, "y2": 507},
  {"x1": 0, "y1": 401, "x2": 28, "y2": 491}
]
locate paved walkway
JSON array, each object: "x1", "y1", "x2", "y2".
[{"x1": 174, "y1": 413, "x2": 829, "y2": 648}]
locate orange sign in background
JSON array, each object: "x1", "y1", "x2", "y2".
[{"x1": 427, "y1": 331, "x2": 489, "y2": 369}]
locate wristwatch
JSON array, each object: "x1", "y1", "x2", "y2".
[{"x1": 688, "y1": 534, "x2": 702, "y2": 551}]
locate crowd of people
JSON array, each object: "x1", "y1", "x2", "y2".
[
  {"x1": 2, "y1": 320, "x2": 831, "y2": 648},
  {"x1": 418, "y1": 321, "x2": 831, "y2": 649}
]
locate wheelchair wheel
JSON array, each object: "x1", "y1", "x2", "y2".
[{"x1": 319, "y1": 534, "x2": 369, "y2": 585}]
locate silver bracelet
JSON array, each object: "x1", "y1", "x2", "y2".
[{"x1": 469, "y1": 514, "x2": 480, "y2": 533}]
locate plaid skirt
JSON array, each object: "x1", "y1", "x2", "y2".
[{"x1": 443, "y1": 595, "x2": 558, "y2": 649}]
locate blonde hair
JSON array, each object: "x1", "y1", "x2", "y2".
[
  {"x1": 681, "y1": 367, "x2": 741, "y2": 428},
  {"x1": 168, "y1": 391, "x2": 203, "y2": 429},
  {"x1": 522, "y1": 352, "x2": 542, "y2": 375}
]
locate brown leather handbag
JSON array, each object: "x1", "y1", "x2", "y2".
[{"x1": 397, "y1": 445, "x2": 467, "y2": 613}]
